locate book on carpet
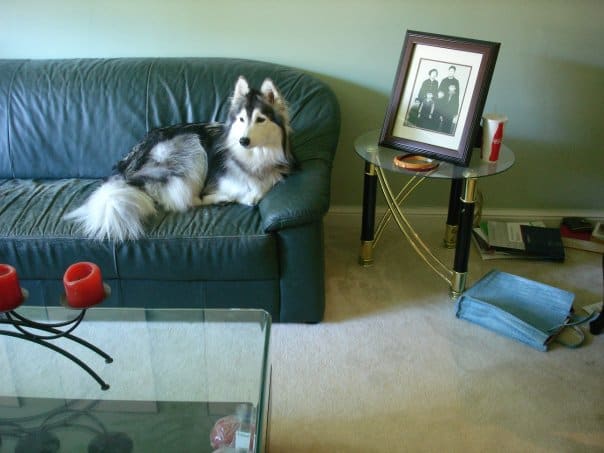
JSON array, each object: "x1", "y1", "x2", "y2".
[
  {"x1": 561, "y1": 216, "x2": 594, "y2": 233},
  {"x1": 472, "y1": 228, "x2": 525, "y2": 260},
  {"x1": 521, "y1": 225, "x2": 565, "y2": 261},
  {"x1": 592, "y1": 222, "x2": 604, "y2": 242},
  {"x1": 559, "y1": 223, "x2": 604, "y2": 254},
  {"x1": 472, "y1": 220, "x2": 565, "y2": 261}
]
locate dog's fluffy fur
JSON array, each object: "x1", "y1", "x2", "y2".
[{"x1": 65, "y1": 77, "x2": 294, "y2": 241}]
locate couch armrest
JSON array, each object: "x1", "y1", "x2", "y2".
[{"x1": 259, "y1": 159, "x2": 332, "y2": 232}]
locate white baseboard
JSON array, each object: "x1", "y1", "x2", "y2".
[{"x1": 326, "y1": 205, "x2": 604, "y2": 222}]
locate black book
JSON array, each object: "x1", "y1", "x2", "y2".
[{"x1": 520, "y1": 225, "x2": 565, "y2": 262}]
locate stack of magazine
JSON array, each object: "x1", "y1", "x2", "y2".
[
  {"x1": 472, "y1": 220, "x2": 565, "y2": 261},
  {"x1": 559, "y1": 217, "x2": 604, "y2": 254}
]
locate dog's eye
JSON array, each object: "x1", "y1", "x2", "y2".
[
  {"x1": 239, "y1": 117, "x2": 245, "y2": 122},
  {"x1": 256, "y1": 117, "x2": 266, "y2": 123}
]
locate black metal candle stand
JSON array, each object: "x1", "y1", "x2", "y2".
[{"x1": 0, "y1": 308, "x2": 113, "y2": 391}]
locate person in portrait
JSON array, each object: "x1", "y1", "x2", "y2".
[
  {"x1": 417, "y1": 91, "x2": 437, "y2": 130},
  {"x1": 438, "y1": 65, "x2": 460, "y2": 104},
  {"x1": 438, "y1": 84, "x2": 459, "y2": 134},
  {"x1": 406, "y1": 98, "x2": 421, "y2": 126},
  {"x1": 433, "y1": 90, "x2": 446, "y2": 131},
  {"x1": 418, "y1": 69, "x2": 439, "y2": 102}
]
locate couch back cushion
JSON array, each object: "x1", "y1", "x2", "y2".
[{"x1": 0, "y1": 58, "x2": 339, "y2": 179}]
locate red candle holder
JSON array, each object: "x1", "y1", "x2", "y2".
[
  {"x1": 0, "y1": 264, "x2": 27, "y2": 312},
  {"x1": 1, "y1": 262, "x2": 113, "y2": 390},
  {"x1": 63, "y1": 262, "x2": 110, "y2": 309}
]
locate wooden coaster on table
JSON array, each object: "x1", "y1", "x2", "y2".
[{"x1": 393, "y1": 154, "x2": 439, "y2": 172}]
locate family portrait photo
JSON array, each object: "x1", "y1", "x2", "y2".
[
  {"x1": 404, "y1": 60, "x2": 471, "y2": 136},
  {"x1": 380, "y1": 31, "x2": 500, "y2": 166}
]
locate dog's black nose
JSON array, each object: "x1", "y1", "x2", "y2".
[{"x1": 239, "y1": 137, "x2": 251, "y2": 147}]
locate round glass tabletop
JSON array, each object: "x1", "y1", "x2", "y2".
[{"x1": 355, "y1": 130, "x2": 515, "y2": 179}]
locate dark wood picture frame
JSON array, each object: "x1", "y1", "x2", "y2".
[{"x1": 380, "y1": 30, "x2": 500, "y2": 167}]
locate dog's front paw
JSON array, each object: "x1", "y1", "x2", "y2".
[
  {"x1": 239, "y1": 195, "x2": 261, "y2": 206},
  {"x1": 199, "y1": 195, "x2": 218, "y2": 206},
  {"x1": 200, "y1": 194, "x2": 233, "y2": 206}
]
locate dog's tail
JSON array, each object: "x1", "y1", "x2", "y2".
[{"x1": 64, "y1": 177, "x2": 156, "y2": 241}]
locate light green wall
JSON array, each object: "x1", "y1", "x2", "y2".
[{"x1": 2, "y1": 1, "x2": 603, "y2": 211}]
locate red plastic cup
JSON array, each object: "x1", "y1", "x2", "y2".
[
  {"x1": 0, "y1": 264, "x2": 25, "y2": 312},
  {"x1": 63, "y1": 262, "x2": 107, "y2": 308},
  {"x1": 480, "y1": 113, "x2": 508, "y2": 163}
]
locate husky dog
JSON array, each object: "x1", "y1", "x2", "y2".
[{"x1": 65, "y1": 76, "x2": 294, "y2": 241}]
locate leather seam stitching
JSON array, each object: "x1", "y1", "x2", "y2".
[
  {"x1": 6, "y1": 60, "x2": 27, "y2": 178},
  {"x1": 145, "y1": 60, "x2": 154, "y2": 131}
]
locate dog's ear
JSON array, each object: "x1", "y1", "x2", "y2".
[
  {"x1": 233, "y1": 76, "x2": 250, "y2": 101},
  {"x1": 260, "y1": 79, "x2": 281, "y2": 105}
]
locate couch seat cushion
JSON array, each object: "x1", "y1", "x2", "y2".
[{"x1": 0, "y1": 179, "x2": 278, "y2": 281}]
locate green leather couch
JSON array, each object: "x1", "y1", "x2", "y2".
[{"x1": 0, "y1": 58, "x2": 340, "y2": 322}]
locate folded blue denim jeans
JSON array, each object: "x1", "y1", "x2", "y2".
[{"x1": 455, "y1": 270, "x2": 580, "y2": 351}]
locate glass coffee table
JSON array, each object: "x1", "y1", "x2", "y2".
[{"x1": 0, "y1": 307, "x2": 271, "y2": 452}]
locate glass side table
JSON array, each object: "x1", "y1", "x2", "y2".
[{"x1": 355, "y1": 129, "x2": 515, "y2": 298}]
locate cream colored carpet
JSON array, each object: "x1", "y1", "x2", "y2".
[{"x1": 269, "y1": 214, "x2": 604, "y2": 453}]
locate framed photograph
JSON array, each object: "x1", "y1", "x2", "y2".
[{"x1": 379, "y1": 31, "x2": 500, "y2": 166}]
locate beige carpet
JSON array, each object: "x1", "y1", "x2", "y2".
[{"x1": 269, "y1": 214, "x2": 604, "y2": 453}]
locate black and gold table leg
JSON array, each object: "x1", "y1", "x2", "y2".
[
  {"x1": 450, "y1": 177, "x2": 478, "y2": 298},
  {"x1": 444, "y1": 179, "x2": 463, "y2": 249},
  {"x1": 359, "y1": 162, "x2": 377, "y2": 266}
]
